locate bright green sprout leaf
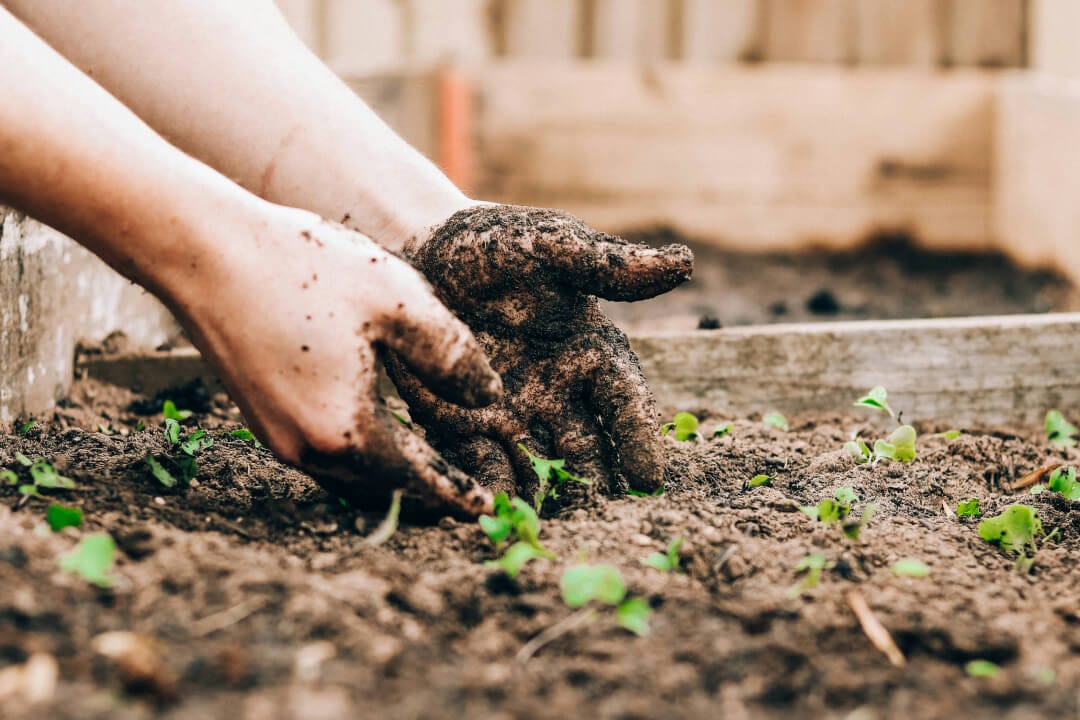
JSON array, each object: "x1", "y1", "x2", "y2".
[
  {"x1": 874, "y1": 425, "x2": 917, "y2": 463},
  {"x1": 479, "y1": 492, "x2": 551, "y2": 558},
  {"x1": 135, "y1": 420, "x2": 146, "y2": 432},
  {"x1": 561, "y1": 564, "x2": 627, "y2": 608},
  {"x1": 642, "y1": 537, "x2": 683, "y2": 573},
  {"x1": 518, "y1": 444, "x2": 591, "y2": 513},
  {"x1": 230, "y1": 428, "x2": 263, "y2": 448},
  {"x1": 956, "y1": 498, "x2": 982, "y2": 517},
  {"x1": 891, "y1": 558, "x2": 930, "y2": 577},
  {"x1": 30, "y1": 461, "x2": 75, "y2": 490},
  {"x1": 936, "y1": 430, "x2": 963, "y2": 441},
  {"x1": 163, "y1": 418, "x2": 181, "y2": 446},
  {"x1": 965, "y1": 660, "x2": 1000, "y2": 678},
  {"x1": 180, "y1": 429, "x2": 214, "y2": 457},
  {"x1": 1046, "y1": 410, "x2": 1078, "y2": 448},
  {"x1": 787, "y1": 553, "x2": 829, "y2": 598},
  {"x1": 834, "y1": 487, "x2": 858, "y2": 505},
  {"x1": 978, "y1": 505, "x2": 1043, "y2": 555},
  {"x1": 478, "y1": 513, "x2": 513, "y2": 546},
  {"x1": 363, "y1": 490, "x2": 402, "y2": 547},
  {"x1": 97, "y1": 424, "x2": 114, "y2": 436},
  {"x1": 842, "y1": 504, "x2": 876, "y2": 540},
  {"x1": 46, "y1": 504, "x2": 83, "y2": 532},
  {"x1": 763, "y1": 412, "x2": 789, "y2": 431},
  {"x1": 712, "y1": 422, "x2": 733, "y2": 439},
  {"x1": 748, "y1": 474, "x2": 771, "y2": 488},
  {"x1": 485, "y1": 541, "x2": 551, "y2": 578},
  {"x1": 1047, "y1": 466, "x2": 1080, "y2": 500},
  {"x1": 853, "y1": 386, "x2": 893, "y2": 416},
  {"x1": 799, "y1": 505, "x2": 820, "y2": 521},
  {"x1": 14, "y1": 452, "x2": 32, "y2": 467},
  {"x1": 626, "y1": 486, "x2": 664, "y2": 498},
  {"x1": 145, "y1": 455, "x2": 177, "y2": 488},
  {"x1": 389, "y1": 410, "x2": 411, "y2": 427},
  {"x1": 844, "y1": 439, "x2": 872, "y2": 464},
  {"x1": 1029, "y1": 484, "x2": 1047, "y2": 495},
  {"x1": 661, "y1": 412, "x2": 700, "y2": 442},
  {"x1": 1, "y1": 469, "x2": 17, "y2": 485},
  {"x1": 58, "y1": 533, "x2": 116, "y2": 588},
  {"x1": 819, "y1": 499, "x2": 845, "y2": 524},
  {"x1": 19, "y1": 485, "x2": 40, "y2": 497},
  {"x1": 162, "y1": 400, "x2": 192, "y2": 421},
  {"x1": 18, "y1": 421, "x2": 37, "y2": 435},
  {"x1": 615, "y1": 597, "x2": 651, "y2": 636}
]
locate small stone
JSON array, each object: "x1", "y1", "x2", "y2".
[
  {"x1": 153, "y1": 497, "x2": 166, "y2": 506},
  {"x1": 631, "y1": 533, "x2": 654, "y2": 547}
]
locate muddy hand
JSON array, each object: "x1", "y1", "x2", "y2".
[{"x1": 387, "y1": 205, "x2": 693, "y2": 501}]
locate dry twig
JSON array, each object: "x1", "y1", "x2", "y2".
[
  {"x1": 1009, "y1": 462, "x2": 1062, "y2": 491},
  {"x1": 845, "y1": 589, "x2": 906, "y2": 668}
]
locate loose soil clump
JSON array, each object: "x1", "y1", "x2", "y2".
[{"x1": 1, "y1": 380, "x2": 1079, "y2": 719}]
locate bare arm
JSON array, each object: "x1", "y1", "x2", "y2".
[{"x1": 3, "y1": 0, "x2": 472, "y2": 250}]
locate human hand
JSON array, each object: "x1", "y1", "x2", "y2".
[{"x1": 386, "y1": 205, "x2": 693, "y2": 504}]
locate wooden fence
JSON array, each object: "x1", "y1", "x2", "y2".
[{"x1": 277, "y1": 0, "x2": 1028, "y2": 73}]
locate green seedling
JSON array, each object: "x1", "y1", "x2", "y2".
[
  {"x1": 763, "y1": 412, "x2": 789, "y2": 431},
  {"x1": 800, "y1": 488, "x2": 875, "y2": 539},
  {"x1": 626, "y1": 486, "x2": 664, "y2": 498},
  {"x1": 145, "y1": 455, "x2": 179, "y2": 488},
  {"x1": 854, "y1": 386, "x2": 893, "y2": 416},
  {"x1": 1, "y1": 469, "x2": 16, "y2": 485},
  {"x1": 661, "y1": 412, "x2": 700, "y2": 441},
  {"x1": 642, "y1": 536, "x2": 684, "y2": 573},
  {"x1": 135, "y1": 420, "x2": 146, "y2": 432},
  {"x1": 978, "y1": 505, "x2": 1043, "y2": 555},
  {"x1": 11, "y1": 457, "x2": 75, "y2": 498},
  {"x1": 1046, "y1": 410, "x2": 1078, "y2": 448},
  {"x1": 842, "y1": 504, "x2": 876, "y2": 540},
  {"x1": 712, "y1": 422, "x2": 733, "y2": 439},
  {"x1": 518, "y1": 444, "x2": 592, "y2": 513},
  {"x1": 487, "y1": 542, "x2": 552, "y2": 579},
  {"x1": 46, "y1": 504, "x2": 83, "y2": 532},
  {"x1": 164, "y1": 418, "x2": 181, "y2": 446},
  {"x1": 152, "y1": 420, "x2": 212, "y2": 487},
  {"x1": 1046, "y1": 466, "x2": 1080, "y2": 500},
  {"x1": 873, "y1": 425, "x2": 918, "y2": 463},
  {"x1": 162, "y1": 400, "x2": 192, "y2": 421},
  {"x1": 787, "y1": 553, "x2": 830, "y2": 598},
  {"x1": 18, "y1": 421, "x2": 37, "y2": 435},
  {"x1": 936, "y1": 430, "x2": 963, "y2": 441},
  {"x1": 748, "y1": 474, "x2": 772, "y2": 488},
  {"x1": 14, "y1": 452, "x2": 32, "y2": 467},
  {"x1": 230, "y1": 428, "x2": 264, "y2": 448},
  {"x1": 180, "y1": 429, "x2": 214, "y2": 456},
  {"x1": 363, "y1": 490, "x2": 402, "y2": 547},
  {"x1": 844, "y1": 438, "x2": 873, "y2": 464},
  {"x1": 956, "y1": 498, "x2": 982, "y2": 517},
  {"x1": 965, "y1": 660, "x2": 1000, "y2": 678},
  {"x1": 560, "y1": 563, "x2": 651, "y2": 636},
  {"x1": 58, "y1": 533, "x2": 116, "y2": 588},
  {"x1": 97, "y1": 424, "x2": 115, "y2": 436},
  {"x1": 480, "y1": 493, "x2": 555, "y2": 577},
  {"x1": 891, "y1": 558, "x2": 930, "y2": 577}
]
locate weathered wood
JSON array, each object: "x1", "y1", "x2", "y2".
[
  {"x1": 853, "y1": 0, "x2": 945, "y2": 66},
  {"x1": 78, "y1": 314, "x2": 1080, "y2": 426},
  {"x1": 1029, "y1": 0, "x2": 1080, "y2": 76},
  {"x1": 632, "y1": 314, "x2": 1080, "y2": 424},
  {"x1": 469, "y1": 64, "x2": 995, "y2": 251},
  {"x1": 499, "y1": 0, "x2": 581, "y2": 59},
  {"x1": 761, "y1": 0, "x2": 856, "y2": 64},
  {"x1": 675, "y1": 0, "x2": 762, "y2": 63},
  {"x1": 946, "y1": 0, "x2": 1026, "y2": 68}
]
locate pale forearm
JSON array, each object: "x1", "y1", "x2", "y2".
[{"x1": 4, "y1": 0, "x2": 471, "y2": 249}]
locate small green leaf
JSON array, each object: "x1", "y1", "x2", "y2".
[
  {"x1": 853, "y1": 386, "x2": 893, "y2": 416},
  {"x1": 748, "y1": 474, "x2": 771, "y2": 488},
  {"x1": 135, "y1": 420, "x2": 146, "y2": 432},
  {"x1": 58, "y1": 533, "x2": 116, "y2": 587},
  {"x1": 799, "y1": 505, "x2": 820, "y2": 521},
  {"x1": 163, "y1": 418, "x2": 181, "y2": 446},
  {"x1": 180, "y1": 429, "x2": 214, "y2": 456},
  {"x1": 1, "y1": 469, "x2": 18, "y2": 485},
  {"x1": 763, "y1": 412, "x2": 789, "y2": 431},
  {"x1": 561, "y1": 564, "x2": 627, "y2": 608},
  {"x1": 162, "y1": 400, "x2": 192, "y2": 421},
  {"x1": 18, "y1": 421, "x2": 37, "y2": 435},
  {"x1": 642, "y1": 552, "x2": 672, "y2": 572},
  {"x1": 1029, "y1": 484, "x2": 1047, "y2": 495},
  {"x1": 937, "y1": 430, "x2": 963, "y2": 441},
  {"x1": 712, "y1": 422, "x2": 733, "y2": 438},
  {"x1": 230, "y1": 428, "x2": 263, "y2": 447},
  {"x1": 956, "y1": 498, "x2": 981, "y2": 517},
  {"x1": 887, "y1": 425, "x2": 918, "y2": 462},
  {"x1": 485, "y1": 541, "x2": 550, "y2": 578},
  {"x1": 389, "y1": 410, "x2": 411, "y2": 427},
  {"x1": 978, "y1": 505, "x2": 1043, "y2": 555},
  {"x1": 1048, "y1": 466, "x2": 1080, "y2": 500},
  {"x1": 834, "y1": 487, "x2": 858, "y2": 505},
  {"x1": 19, "y1": 484, "x2": 40, "y2": 497},
  {"x1": 661, "y1": 412, "x2": 700, "y2": 442},
  {"x1": 145, "y1": 455, "x2": 177, "y2": 488},
  {"x1": 1046, "y1": 410, "x2": 1078, "y2": 448},
  {"x1": 30, "y1": 461, "x2": 74, "y2": 490},
  {"x1": 479, "y1": 514, "x2": 513, "y2": 545},
  {"x1": 965, "y1": 660, "x2": 1000, "y2": 678},
  {"x1": 615, "y1": 597, "x2": 651, "y2": 636},
  {"x1": 518, "y1": 444, "x2": 591, "y2": 512},
  {"x1": 842, "y1": 504, "x2": 876, "y2": 540},
  {"x1": 891, "y1": 558, "x2": 930, "y2": 577},
  {"x1": 14, "y1": 452, "x2": 33, "y2": 467},
  {"x1": 626, "y1": 486, "x2": 664, "y2": 498},
  {"x1": 97, "y1": 424, "x2": 114, "y2": 436},
  {"x1": 844, "y1": 439, "x2": 872, "y2": 463},
  {"x1": 46, "y1": 504, "x2": 83, "y2": 532},
  {"x1": 363, "y1": 490, "x2": 403, "y2": 546}
]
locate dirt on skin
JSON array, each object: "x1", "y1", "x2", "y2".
[{"x1": 1, "y1": 379, "x2": 1079, "y2": 720}]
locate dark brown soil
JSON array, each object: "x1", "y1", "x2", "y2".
[
  {"x1": 605, "y1": 230, "x2": 1075, "y2": 333},
  {"x1": 2, "y1": 380, "x2": 1079, "y2": 719}
]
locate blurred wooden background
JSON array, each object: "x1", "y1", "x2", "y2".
[{"x1": 276, "y1": 0, "x2": 1030, "y2": 73}]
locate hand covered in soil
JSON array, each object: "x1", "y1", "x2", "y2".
[
  {"x1": 175, "y1": 208, "x2": 502, "y2": 517},
  {"x1": 386, "y1": 205, "x2": 693, "y2": 502}
]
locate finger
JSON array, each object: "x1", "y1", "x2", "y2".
[
  {"x1": 382, "y1": 353, "x2": 495, "y2": 438},
  {"x1": 590, "y1": 336, "x2": 666, "y2": 493},
  {"x1": 553, "y1": 420, "x2": 617, "y2": 493},
  {"x1": 444, "y1": 436, "x2": 516, "y2": 498},
  {"x1": 378, "y1": 270, "x2": 502, "y2": 409}
]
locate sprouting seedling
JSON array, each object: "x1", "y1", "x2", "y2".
[
  {"x1": 151, "y1": 420, "x2": 210, "y2": 487},
  {"x1": 956, "y1": 498, "x2": 982, "y2": 518},
  {"x1": 844, "y1": 437, "x2": 873, "y2": 464},
  {"x1": 660, "y1": 412, "x2": 700, "y2": 441},
  {"x1": 46, "y1": 504, "x2": 84, "y2": 532},
  {"x1": 873, "y1": 425, "x2": 917, "y2": 463},
  {"x1": 978, "y1": 505, "x2": 1043, "y2": 556},
  {"x1": 518, "y1": 445, "x2": 592, "y2": 513},
  {"x1": 787, "y1": 553, "x2": 831, "y2": 598},
  {"x1": 712, "y1": 422, "x2": 733, "y2": 439},
  {"x1": 763, "y1": 412, "x2": 789, "y2": 431},
  {"x1": 230, "y1": 428, "x2": 264, "y2": 448},
  {"x1": 364, "y1": 490, "x2": 402, "y2": 547},
  {"x1": 561, "y1": 563, "x2": 651, "y2": 636},
  {"x1": 1, "y1": 469, "x2": 16, "y2": 486},
  {"x1": 800, "y1": 488, "x2": 875, "y2": 539},
  {"x1": 180, "y1": 429, "x2": 214, "y2": 456},
  {"x1": 626, "y1": 486, "x2": 664, "y2": 498},
  {"x1": 748, "y1": 474, "x2": 771, "y2": 488},
  {"x1": 854, "y1": 386, "x2": 894, "y2": 417},
  {"x1": 18, "y1": 420, "x2": 37, "y2": 435},
  {"x1": 891, "y1": 558, "x2": 930, "y2": 577},
  {"x1": 145, "y1": 455, "x2": 181, "y2": 489},
  {"x1": 12, "y1": 457, "x2": 76, "y2": 498},
  {"x1": 1046, "y1": 410, "x2": 1078, "y2": 448},
  {"x1": 936, "y1": 430, "x2": 963, "y2": 441},
  {"x1": 480, "y1": 492, "x2": 555, "y2": 578},
  {"x1": 162, "y1": 400, "x2": 192, "y2": 421},
  {"x1": 965, "y1": 660, "x2": 1000, "y2": 678},
  {"x1": 58, "y1": 533, "x2": 117, "y2": 588},
  {"x1": 164, "y1": 418, "x2": 181, "y2": 447},
  {"x1": 642, "y1": 536, "x2": 684, "y2": 573},
  {"x1": 1046, "y1": 466, "x2": 1080, "y2": 500},
  {"x1": 841, "y1": 504, "x2": 876, "y2": 540}
]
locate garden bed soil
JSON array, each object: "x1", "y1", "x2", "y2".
[
  {"x1": 1, "y1": 379, "x2": 1079, "y2": 719},
  {"x1": 605, "y1": 231, "x2": 1074, "y2": 332}
]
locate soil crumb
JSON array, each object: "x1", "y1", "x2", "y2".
[{"x1": 1, "y1": 380, "x2": 1079, "y2": 719}]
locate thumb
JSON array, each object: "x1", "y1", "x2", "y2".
[{"x1": 378, "y1": 273, "x2": 502, "y2": 408}]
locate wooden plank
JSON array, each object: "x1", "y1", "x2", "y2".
[
  {"x1": 469, "y1": 64, "x2": 995, "y2": 251},
  {"x1": 500, "y1": 0, "x2": 580, "y2": 59},
  {"x1": 853, "y1": 0, "x2": 945, "y2": 66},
  {"x1": 761, "y1": 0, "x2": 856, "y2": 64},
  {"x1": 1029, "y1": 0, "x2": 1080, "y2": 77},
  {"x1": 633, "y1": 314, "x2": 1080, "y2": 424},
  {"x1": 78, "y1": 314, "x2": 1080, "y2": 426},
  {"x1": 946, "y1": 0, "x2": 1026, "y2": 68},
  {"x1": 675, "y1": 0, "x2": 763, "y2": 63},
  {"x1": 322, "y1": 0, "x2": 404, "y2": 74},
  {"x1": 993, "y1": 74, "x2": 1080, "y2": 287},
  {"x1": 275, "y1": 0, "x2": 323, "y2": 53},
  {"x1": 587, "y1": 0, "x2": 672, "y2": 61}
]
